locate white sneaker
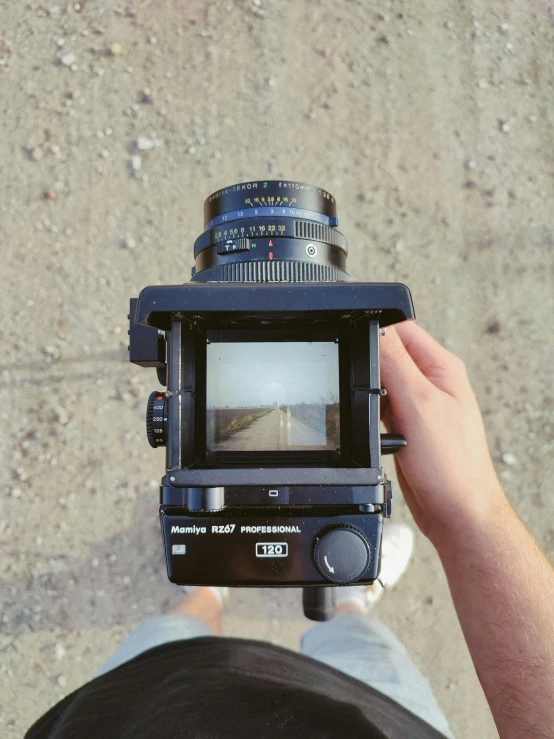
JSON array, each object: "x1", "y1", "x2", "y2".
[{"x1": 335, "y1": 523, "x2": 414, "y2": 611}]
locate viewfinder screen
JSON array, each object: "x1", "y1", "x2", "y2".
[{"x1": 206, "y1": 342, "x2": 340, "y2": 452}]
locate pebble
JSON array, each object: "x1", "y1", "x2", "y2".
[
  {"x1": 149, "y1": 36, "x2": 157, "y2": 45},
  {"x1": 528, "y1": 114, "x2": 537, "y2": 123},
  {"x1": 499, "y1": 469, "x2": 513, "y2": 481},
  {"x1": 129, "y1": 154, "x2": 142, "y2": 171},
  {"x1": 499, "y1": 120, "x2": 510, "y2": 133},
  {"x1": 109, "y1": 42, "x2": 123, "y2": 56},
  {"x1": 100, "y1": 149, "x2": 109, "y2": 159},
  {"x1": 59, "y1": 53, "x2": 76, "y2": 67},
  {"x1": 10, "y1": 488, "x2": 22, "y2": 498},
  {"x1": 43, "y1": 188, "x2": 57, "y2": 200},
  {"x1": 498, "y1": 22, "x2": 510, "y2": 33},
  {"x1": 140, "y1": 87, "x2": 153, "y2": 104},
  {"x1": 91, "y1": 557, "x2": 99, "y2": 568},
  {"x1": 136, "y1": 136, "x2": 162, "y2": 151},
  {"x1": 465, "y1": 159, "x2": 476, "y2": 169},
  {"x1": 57, "y1": 675, "x2": 67, "y2": 688},
  {"x1": 55, "y1": 644, "x2": 66, "y2": 660},
  {"x1": 43, "y1": 344, "x2": 60, "y2": 359},
  {"x1": 501, "y1": 452, "x2": 518, "y2": 466},
  {"x1": 53, "y1": 406, "x2": 69, "y2": 425},
  {"x1": 445, "y1": 20, "x2": 454, "y2": 29},
  {"x1": 122, "y1": 233, "x2": 136, "y2": 249}
]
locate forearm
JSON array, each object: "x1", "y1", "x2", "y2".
[{"x1": 435, "y1": 497, "x2": 554, "y2": 739}]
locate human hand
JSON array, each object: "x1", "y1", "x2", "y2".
[{"x1": 380, "y1": 321, "x2": 507, "y2": 547}]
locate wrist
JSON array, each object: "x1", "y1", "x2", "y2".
[{"x1": 429, "y1": 484, "x2": 512, "y2": 561}]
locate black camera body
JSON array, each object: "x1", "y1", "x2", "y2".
[{"x1": 129, "y1": 181, "x2": 414, "y2": 618}]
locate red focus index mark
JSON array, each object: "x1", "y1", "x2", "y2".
[
  {"x1": 157, "y1": 396, "x2": 163, "y2": 401},
  {"x1": 269, "y1": 251, "x2": 274, "y2": 260},
  {"x1": 269, "y1": 240, "x2": 274, "y2": 247}
]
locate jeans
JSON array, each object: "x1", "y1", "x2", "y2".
[{"x1": 98, "y1": 611, "x2": 454, "y2": 739}]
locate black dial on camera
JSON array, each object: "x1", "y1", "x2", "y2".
[
  {"x1": 192, "y1": 180, "x2": 349, "y2": 283},
  {"x1": 313, "y1": 525, "x2": 371, "y2": 584},
  {"x1": 146, "y1": 391, "x2": 167, "y2": 448}
]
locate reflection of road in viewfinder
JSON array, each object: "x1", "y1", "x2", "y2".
[
  {"x1": 286, "y1": 406, "x2": 328, "y2": 448},
  {"x1": 214, "y1": 407, "x2": 331, "y2": 451}
]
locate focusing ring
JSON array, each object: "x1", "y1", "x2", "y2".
[{"x1": 192, "y1": 261, "x2": 348, "y2": 283}]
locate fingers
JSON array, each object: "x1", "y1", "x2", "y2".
[
  {"x1": 380, "y1": 324, "x2": 429, "y2": 400},
  {"x1": 395, "y1": 321, "x2": 453, "y2": 371},
  {"x1": 394, "y1": 321, "x2": 468, "y2": 397}
]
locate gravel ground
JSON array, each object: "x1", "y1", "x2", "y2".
[{"x1": 1, "y1": 2, "x2": 553, "y2": 737}]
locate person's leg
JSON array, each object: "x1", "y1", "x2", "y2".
[
  {"x1": 301, "y1": 524, "x2": 454, "y2": 738},
  {"x1": 302, "y1": 610, "x2": 454, "y2": 738},
  {"x1": 97, "y1": 587, "x2": 223, "y2": 677}
]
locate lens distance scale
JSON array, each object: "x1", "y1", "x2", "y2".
[{"x1": 204, "y1": 180, "x2": 336, "y2": 226}]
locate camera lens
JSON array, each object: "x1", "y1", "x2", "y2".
[{"x1": 192, "y1": 180, "x2": 349, "y2": 282}]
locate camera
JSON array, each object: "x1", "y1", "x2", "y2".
[{"x1": 129, "y1": 180, "x2": 414, "y2": 620}]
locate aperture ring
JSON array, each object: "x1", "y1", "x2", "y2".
[{"x1": 194, "y1": 217, "x2": 347, "y2": 257}]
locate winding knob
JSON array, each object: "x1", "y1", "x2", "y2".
[{"x1": 313, "y1": 526, "x2": 370, "y2": 584}]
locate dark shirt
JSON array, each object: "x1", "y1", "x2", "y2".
[{"x1": 26, "y1": 637, "x2": 447, "y2": 738}]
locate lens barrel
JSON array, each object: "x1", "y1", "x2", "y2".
[{"x1": 192, "y1": 180, "x2": 349, "y2": 283}]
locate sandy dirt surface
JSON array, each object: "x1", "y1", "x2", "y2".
[{"x1": 1, "y1": 1, "x2": 553, "y2": 737}]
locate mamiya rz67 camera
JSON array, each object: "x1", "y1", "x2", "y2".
[{"x1": 129, "y1": 180, "x2": 414, "y2": 620}]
